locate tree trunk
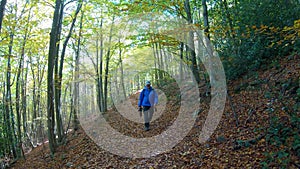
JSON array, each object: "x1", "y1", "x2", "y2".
[
  {"x1": 47, "y1": 0, "x2": 62, "y2": 155},
  {"x1": 53, "y1": 0, "x2": 64, "y2": 144},
  {"x1": 202, "y1": 0, "x2": 210, "y2": 40},
  {"x1": 0, "y1": 0, "x2": 7, "y2": 33},
  {"x1": 154, "y1": 41, "x2": 163, "y2": 80},
  {"x1": 22, "y1": 61, "x2": 28, "y2": 138},
  {"x1": 179, "y1": 42, "x2": 184, "y2": 82},
  {"x1": 30, "y1": 58, "x2": 37, "y2": 145},
  {"x1": 36, "y1": 58, "x2": 46, "y2": 143},
  {"x1": 95, "y1": 41, "x2": 104, "y2": 112},
  {"x1": 95, "y1": 16, "x2": 105, "y2": 112},
  {"x1": 184, "y1": 0, "x2": 201, "y2": 85},
  {"x1": 73, "y1": 7, "x2": 84, "y2": 131},
  {"x1": 5, "y1": 33, "x2": 17, "y2": 158},
  {"x1": 103, "y1": 15, "x2": 115, "y2": 112},
  {"x1": 55, "y1": 0, "x2": 82, "y2": 143},
  {"x1": 163, "y1": 48, "x2": 169, "y2": 73},
  {"x1": 158, "y1": 42, "x2": 164, "y2": 71},
  {"x1": 2, "y1": 84, "x2": 10, "y2": 155},
  {"x1": 136, "y1": 75, "x2": 139, "y2": 91},
  {"x1": 151, "y1": 36, "x2": 159, "y2": 83},
  {"x1": 15, "y1": 14, "x2": 31, "y2": 157},
  {"x1": 119, "y1": 40, "x2": 127, "y2": 100}
]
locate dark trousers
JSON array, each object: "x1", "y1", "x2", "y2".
[{"x1": 143, "y1": 106, "x2": 154, "y2": 127}]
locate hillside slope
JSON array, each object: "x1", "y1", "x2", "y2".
[{"x1": 11, "y1": 56, "x2": 300, "y2": 169}]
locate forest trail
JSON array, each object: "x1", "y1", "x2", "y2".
[{"x1": 10, "y1": 55, "x2": 300, "y2": 168}]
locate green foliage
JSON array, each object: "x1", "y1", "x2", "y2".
[
  {"x1": 211, "y1": 0, "x2": 300, "y2": 79},
  {"x1": 261, "y1": 109, "x2": 300, "y2": 168},
  {"x1": 297, "y1": 88, "x2": 300, "y2": 98},
  {"x1": 261, "y1": 77, "x2": 300, "y2": 167},
  {"x1": 156, "y1": 73, "x2": 175, "y2": 87},
  {"x1": 262, "y1": 149, "x2": 290, "y2": 169},
  {"x1": 292, "y1": 134, "x2": 300, "y2": 157},
  {"x1": 155, "y1": 73, "x2": 179, "y2": 99}
]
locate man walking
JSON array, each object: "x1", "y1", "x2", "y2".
[{"x1": 138, "y1": 80, "x2": 158, "y2": 131}]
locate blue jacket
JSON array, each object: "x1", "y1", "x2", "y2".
[{"x1": 138, "y1": 86, "x2": 158, "y2": 107}]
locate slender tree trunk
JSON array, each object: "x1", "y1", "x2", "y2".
[
  {"x1": 163, "y1": 48, "x2": 169, "y2": 73},
  {"x1": 36, "y1": 58, "x2": 46, "y2": 142},
  {"x1": 179, "y1": 42, "x2": 184, "y2": 82},
  {"x1": 22, "y1": 61, "x2": 33, "y2": 149},
  {"x1": 154, "y1": 41, "x2": 163, "y2": 80},
  {"x1": 73, "y1": 7, "x2": 84, "y2": 131},
  {"x1": 5, "y1": 33, "x2": 17, "y2": 158},
  {"x1": 17, "y1": 8, "x2": 32, "y2": 154},
  {"x1": 202, "y1": 0, "x2": 210, "y2": 40},
  {"x1": 15, "y1": 16, "x2": 31, "y2": 157},
  {"x1": 95, "y1": 31, "x2": 103, "y2": 112},
  {"x1": 47, "y1": 0, "x2": 62, "y2": 155},
  {"x1": 184, "y1": 0, "x2": 201, "y2": 84},
  {"x1": 158, "y1": 42, "x2": 164, "y2": 71},
  {"x1": 22, "y1": 61, "x2": 28, "y2": 138},
  {"x1": 30, "y1": 60, "x2": 37, "y2": 145},
  {"x1": 0, "y1": 0, "x2": 7, "y2": 33},
  {"x1": 55, "y1": 0, "x2": 82, "y2": 143},
  {"x1": 103, "y1": 15, "x2": 115, "y2": 112},
  {"x1": 136, "y1": 75, "x2": 140, "y2": 90},
  {"x1": 95, "y1": 16, "x2": 105, "y2": 112},
  {"x1": 64, "y1": 84, "x2": 72, "y2": 134},
  {"x1": 119, "y1": 40, "x2": 127, "y2": 99},
  {"x1": 2, "y1": 85, "x2": 10, "y2": 155},
  {"x1": 158, "y1": 42, "x2": 165, "y2": 78},
  {"x1": 150, "y1": 35, "x2": 159, "y2": 83},
  {"x1": 53, "y1": 0, "x2": 64, "y2": 144},
  {"x1": 96, "y1": 37, "x2": 104, "y2": 112}
]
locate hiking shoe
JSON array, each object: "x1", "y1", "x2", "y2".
[{"x1": 144, "y1": 126, "x2": 150, "y2": 131}]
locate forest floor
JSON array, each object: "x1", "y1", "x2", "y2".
[{"x1": 10, "y1": 55, "x2": 300, "y2": 169}]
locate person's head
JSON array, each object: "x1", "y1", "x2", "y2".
[{"x1": 145, "y1": 80, "x2": 151, "y2": 88}]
